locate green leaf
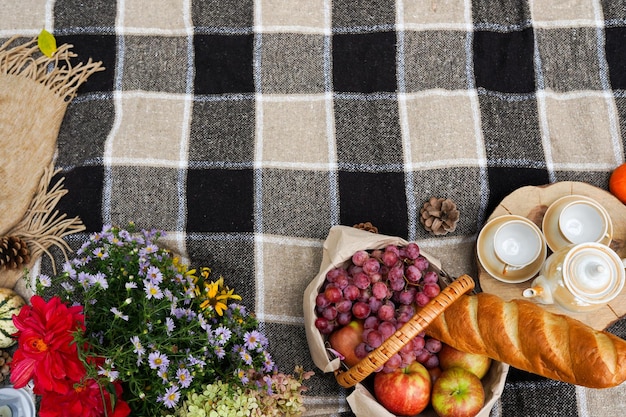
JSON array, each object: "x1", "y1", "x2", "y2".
[{"x1": 37, "y1": 28, "x2": 57, "y2": 57}]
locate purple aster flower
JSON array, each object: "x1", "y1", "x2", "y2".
[
  {"x1": 146, "y1": 265, "x2": 163, "y2": 284},
  {"x1": 214, "y1": 346, "x2": 226, "y2": 359},
  {"x1": 37, "y1": 275, "x2": 51, "y2": 288},
  {"x1": 62, "y1": 261, "x2": 77, "y2": 278},
  {"x1": 187, "y1": 354, "x2": 206, "y2": 368},
  {"x1": 243, "y1": 330, "x2": 263, "y2": 351},
  {"x1": 90, "y1": 231, "x2": 104, "y2": 243},
  {"x1": 161, "y1": 386, "x2": 180, "y2": 408},
  {"x1": 148, "y1": 351, "x2": 170, "y2": 370},
  {"x1": 171, "y1": 307, "x2": 186, "y2": 319},
  {"x1": 61, "y1": 282, "x2": 75, "y2": 293},
  {"x1": 92, "y1": 247, "x2": 109, "y2": 260},
  {"x1": 236, "y1": 368, "x2": 249, "y2": 385},
  {"x1": 107, "y1": 234, "x2": 124, "y2": 246},
  {"x1": 77, "y1": 271, "x2": 95, "y2": 289},
  {"x1": 110, "y1": 307, "x2": 129, "y2": 321},
  {"x1": 144, "y1": 280, "x2": 163, "y2": 299},
  {"x1": 76, "y1": 240, "x2": 91, "y2": 256},
  {"x1": 176, "y1": 368, "x2": 193, "y2": 388},
  {"x1": 172, "y1": 307, "x2": 196, "y2": 320},
  {"x1": 213, "y1": 326, "x2": 232, "y2": 346},
  {"x1": 131, "y1": 336, "x2": 145, "y2": 356},
  {"x1": 165, "y1": 317, "x2": 175, "y2": 335},
  {"x1": 98, "y1": 366, "x2": 120, "y2": 382},
  {"x1": 239, "y1": 349, "x2": 253, "y2": 365},
  {"x1": 197, "y1": 315, "x2": 209, "y2": 331},
  {"x1": 263, "y1": 375, "x2": 274, "y2": 396},
  {"x1": 139, "y1": 244, "x2": 159, "y2": 258},
  {"x1": 93, "y1": 272, "x2": 109, "y2": 289},
  {"x1": 133, "y1": 234, "x2": 145, "y2": 245},
  {"x1": 231, "y1": 303, "x2": 247, "y2": 316},
  {"x1": 262, "y1": 351, "x2": 276, "y2": 372},
  {"x1": 119, "y1": 229, "x2": 132, "y2": 241},
  {"x1": 164, "y1": 289, "x2": 175, "y2": 302}
]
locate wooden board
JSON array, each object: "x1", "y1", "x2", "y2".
[{"x1": 478, "y1": 181, "x2": 626, "y2": 330}]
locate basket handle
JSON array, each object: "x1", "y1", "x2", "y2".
[{"x1": 334, "y1": 274, "x2": 475, "y2": 388}]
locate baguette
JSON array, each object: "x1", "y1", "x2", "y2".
[{"x1": 425, "y1": 290, "x2": 626, "y2": 388}]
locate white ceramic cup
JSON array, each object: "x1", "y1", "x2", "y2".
[
  {"x1": 558, "y1": 200, "x2": 609, "y2": 245},
  {"x1": 493, "y1": 219, "x2": 544, "y2": 270},
  {"x1": 0, "y1": 387, "x2": 36, "y2": 417}
]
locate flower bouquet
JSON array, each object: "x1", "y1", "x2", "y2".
[{"x1": 10, "y1": 224, "x2": 312, "y2": 417}]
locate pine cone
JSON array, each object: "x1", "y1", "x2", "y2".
[
  {"x1": 420, "y1": 197, "x2": 460, "y2": 236},
  {"x1": 0, "y1": 235, "x2": 31, "y2": 269},
  {"x1": 352, "y1": 222, "x2": 379, "y2": 234}
]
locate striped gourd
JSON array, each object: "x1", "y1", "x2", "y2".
[{"x1": 0, "y1": 287, "x2": 25, "y2": 348}]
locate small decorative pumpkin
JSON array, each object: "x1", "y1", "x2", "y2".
[{"x1": 0, "y1": 287, "x2": 25, "y2": 348}]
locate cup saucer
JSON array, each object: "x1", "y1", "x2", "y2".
[
  {"x1": 542, "y1": 195, "x2": 613, "y2": 253},
  {"x1": 477, "y1": 215, "x2": 547, "y2": 283}
]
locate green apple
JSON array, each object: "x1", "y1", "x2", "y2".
[
  {"x1": 431, "y1": 367, "x2": 485, "y2": 417},
  {"x1": 374, "y1": 361, "x2": 431, "y2": 416},
  {"x1": 328, "y1": 320, "x2": 364, "y2": 367},
  {"x1": 438, "y1": 343, "x2": 491, "y2": 379}
]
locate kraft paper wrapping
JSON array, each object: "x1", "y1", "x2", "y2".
[{"x1": 303, "y1": 225, "x2": 509, "y2": 417}]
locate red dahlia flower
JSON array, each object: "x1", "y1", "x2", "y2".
[
  {"x1": 38, "y1": 378, "x2": 130, "y2": 417},
  {"x1": 10, "y1": 295, "x2": 86, "y2": 393}
]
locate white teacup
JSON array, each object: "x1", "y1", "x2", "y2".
[
  {"x1": 493, "y1": 219, "x2": 544, "y2": 270},
  {"x1": 558, "y1": 200, "x2": 610, "y2": 245}
]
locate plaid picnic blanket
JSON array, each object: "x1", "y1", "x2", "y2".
[{"x1": 3, "y1": 0, "x2": 626, "y2": 416}]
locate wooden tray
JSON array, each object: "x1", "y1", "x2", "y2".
[{"x1": 478, "y1": 181, "x2": 626, "y2": 330}]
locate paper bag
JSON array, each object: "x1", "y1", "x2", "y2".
[{"x1": 303, "y1": 225, "x2": 509, "y2": 417}]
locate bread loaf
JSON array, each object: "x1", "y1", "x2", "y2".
[{"x1": 425, "y1": 290, "x2": 626, "y2": 388}]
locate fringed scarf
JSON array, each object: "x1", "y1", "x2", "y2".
[{"x1": 0, "y1": 35, "x2": 103, "y2": 290}]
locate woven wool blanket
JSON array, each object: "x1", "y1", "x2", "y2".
[{"x1": 4, "y1": 1, "x2": 626, "y2": 416}]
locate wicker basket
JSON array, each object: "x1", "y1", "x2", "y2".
[
  {"x1": 303, "y1": 226, "x2": 509, "y2": 417},
  {"x1": 333, "y1": 274, "x2": 475, "y2": 388}
]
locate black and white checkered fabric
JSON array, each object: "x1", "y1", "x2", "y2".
[{"x1": 4, "y1": 1, "x2": 626, "y2": 416}]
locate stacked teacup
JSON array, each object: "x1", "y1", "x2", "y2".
[{"x1": 478, "y1": 195, "x2": 624, "y2": 313}]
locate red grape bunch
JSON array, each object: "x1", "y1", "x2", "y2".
[{"x1": 314, "y1": 243, "x2": 444, "y2": 373}]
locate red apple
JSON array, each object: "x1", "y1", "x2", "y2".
[
  {"x1": 438, "y1": 344, "x2": 491, "y2": 379},
  {"x1": 431, "y1": 367, "x2": 485, "y2": 417},
  {"x1": 374, "y1": 361, "x2": 431, "y2": 416},
  {"x1": 328, "y1": 320, "x2": 364, "y2": 367},
  {"x1": 428, "y1": 365, "x2": 443, "y2": 384}
]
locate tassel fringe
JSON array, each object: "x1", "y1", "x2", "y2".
[
  {"x1": 7, "y1": 162, "x2": 86, "y2": 274},
  {"x1": 0, "y1": 35, "x2": 104, "y2": 102}
]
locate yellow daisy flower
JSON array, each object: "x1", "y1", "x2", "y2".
[{"x1": 195, "y1": 268, "x2": 242, "y2": 316}]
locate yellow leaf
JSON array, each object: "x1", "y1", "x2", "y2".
[{"x1": 37, "y1": 29, "x2": 57, "y2": 57}]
